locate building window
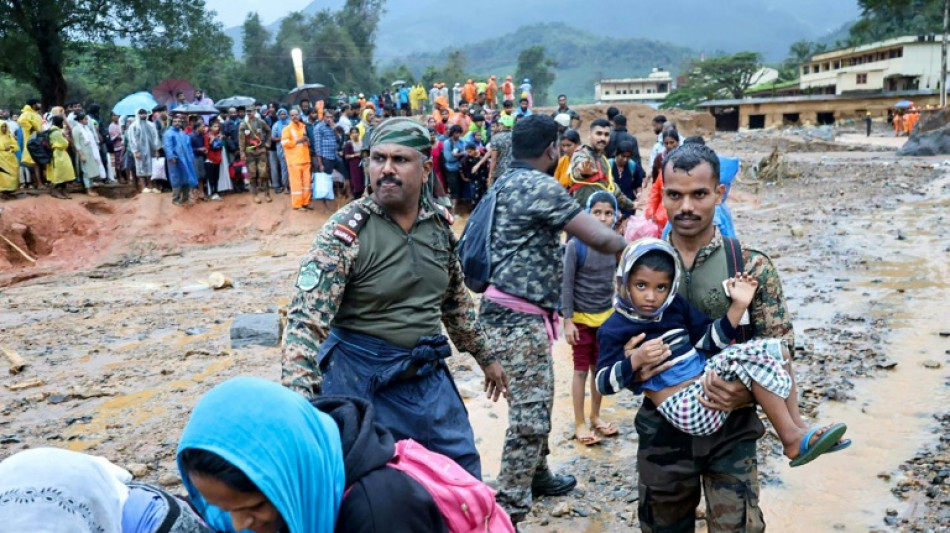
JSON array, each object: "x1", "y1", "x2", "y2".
[
  {"x1": 635, "y1": 89, "x2": 641, "y2": 94},
  {"x1": 605, "y1": 91, "x2": 610, "y2": 95},
  {"x1": 857, "y1": 73, "x2": 868, "y2": 84},
  {"x1": 823, "y1": 63, "x2": 830, "y2": 71},
  {"x1": 833, "y1": 61, "x2": 840, "y2": 69},
  {"x1": 803, "y1": 65, "x2": 810, "y2": 75}
]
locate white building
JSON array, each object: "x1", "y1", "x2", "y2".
[
  {"x1": 800, "y1": 35, "x2": 944, "y2": 95},
  {"x1": 595, "y1": 68, "x2": 672, "y2": 106}
]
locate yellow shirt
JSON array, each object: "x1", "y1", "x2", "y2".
[{"x1": 572, "y1": 309, "x2": 614, "y2": 328}]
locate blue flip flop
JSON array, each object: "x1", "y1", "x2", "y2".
[
  {"x1": 826, "y1": 438, "x2": 852, "y2": 453},
  {"x1": 789, "y1": 423, "x2": 848, "y2": 467}
]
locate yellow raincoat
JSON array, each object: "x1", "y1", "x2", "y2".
[
  {"x1": 17, "y1": 105, "x2": 42, "y2": 167},
  {"x1": 0, "y1": 124, "x2": 18, "y2": 191},
  {"x1": 45, "y1": 127, "x2": 76, "y2": 185}
]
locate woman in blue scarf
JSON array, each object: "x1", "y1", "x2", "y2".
[{"x1": 177, "y1": 377, "x2": 345, "y2": 533}]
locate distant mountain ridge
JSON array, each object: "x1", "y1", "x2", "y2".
[{"x1": 226, "y1": 0, "x2": 859, "y2": 61}]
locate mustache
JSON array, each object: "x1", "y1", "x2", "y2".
[
  {"x1": 674, "y1": 213, "x2": 701, "y2": 220},
  {"x1": 378, "y1": 175, "x2": 402, "y2": 187}
]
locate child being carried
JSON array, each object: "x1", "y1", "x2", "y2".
[{"x1": 596, "y1": 238, "x2": 850, "y2": 467}]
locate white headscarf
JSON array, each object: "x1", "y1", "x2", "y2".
[{"x1": 0, "y1": 448, "x2": 132, "y2": 533}]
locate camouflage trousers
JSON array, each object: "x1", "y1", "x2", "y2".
[
  {"x1": 482, "y1": 317, "x2": 554, "y2": 520},
  {"x1": 245, "y1": 157, "x2": 270, "y2": 194},
  {"x1": 636, "y1": 399, "x2": 766, "y2": 532}
]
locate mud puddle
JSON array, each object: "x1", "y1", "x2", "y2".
[{"x1": 760, "y1": 174, "x2": 950, "y2": 531}]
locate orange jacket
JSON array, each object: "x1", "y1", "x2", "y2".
[
  {"x1": 281, "y1": 121, "x2": 311, "y2": 166},
  {"x1": 486, "y1": 80, "x2": 498, "y2": 102},
  {"x1": 462, "y1": 82, "x2": 477, "y2": 103}
]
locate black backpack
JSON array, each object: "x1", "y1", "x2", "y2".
[
  {"x1": 27, "y1": 131, "x2": 53, "y2": 166},
  {"x1": 457, "y1": 169, "x2": 522, "y2": 292}
]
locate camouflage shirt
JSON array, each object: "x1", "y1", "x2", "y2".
[
  {"x1": 281, "y1": 196, "x2": 494, "y2": 397},
  {"x1": 481, "y1": 162, "x2": 583, "y2": 322},
  {"x1": 668, "y1": 230, "x2": 795, "y2": 349},
  {"x1": 569, "y1": 145, "x2": 636, "y2": 213}
]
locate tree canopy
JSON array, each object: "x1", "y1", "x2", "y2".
[
  {"x1": 0, "y1": 0, "x2": 231, "y2": 108},
  {"x1": 515, "y1": 46, "x2": 557, "y2": 106},
  {"x1": 848, "y1": 0, "x2": 945, "y2": 46},
  {"x1": 662, "y1": 52, "x2": 762, "y2": 110}
]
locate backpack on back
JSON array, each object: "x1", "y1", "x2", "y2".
[
  {"x1": 458, "y1": 170, "x2": 521, "y2": 293},
  {"x1": 389, "y1": 439, "x2": 515, "y2": 533},
  {"x1": 27, "y1": 131, "x2": 53, "y2": 166}
]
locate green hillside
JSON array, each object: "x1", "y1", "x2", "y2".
[{"x1": 397, "y1": 22, "x2": 697, "y2": 105}]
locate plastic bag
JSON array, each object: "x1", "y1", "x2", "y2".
[
  {"x1": 625, "y1": 213, "x2": 660, "y2": 241},
  {"x1": 151, "y1": 157, "x2": 167, "y2": 182},
  {"x1": 312, "y1": 171, "x2": 335, "y2": 200}
]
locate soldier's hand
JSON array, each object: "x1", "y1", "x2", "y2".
[
  {"x1": 482, "y1": 361, "x2": 509, "y2": 402},
  {"x1": 698, "y1": 370, "x2": 753, "y2": 412}
]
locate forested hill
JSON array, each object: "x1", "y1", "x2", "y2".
[{"x1": 395, "y1": 22, "x2": 696, "y2": 103}]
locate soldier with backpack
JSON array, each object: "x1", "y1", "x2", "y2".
[
  {"x1": 178, "y1": 377, "x2": 515, "y2": 533},
  {"x1": 462, "y1": 115, "x2": 627, "y2": 524},
  {"x1": 281, "y1": 118, "x2": 509, "y2": 480}
]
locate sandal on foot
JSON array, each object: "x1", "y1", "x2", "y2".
[
  {"x1": 573, "y1": 431, "x2": 603, "y2": 446},
  {"x1": 591, "y1": 420, "x2": 619, "y2": 437},
  {"x1": 789, "y1": 423, "x2": 847, "y2": 467}
]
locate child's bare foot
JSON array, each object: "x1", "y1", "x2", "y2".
[{"x1": 574, "y1": 421, "x2": 603, "y2": 446}]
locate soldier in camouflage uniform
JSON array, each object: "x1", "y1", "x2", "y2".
[
  {"x1": 281, "y1": 118, "x2": 509, "y2": 479},
  {"x1": 633, "y1": 143, "x2": 796, "y2": 532},
  {"x1": 568, "y1": 118, "x2": 636, "y2": 212},
  {"x1": 479, "y1": 115, "x2": 628, "y2": 523}
]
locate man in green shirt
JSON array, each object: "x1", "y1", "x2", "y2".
[{"x1": 281, "y1": 118, "x2": 508, "y2": 479}]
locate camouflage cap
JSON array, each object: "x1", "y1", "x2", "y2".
[{"x1": 369, "y1": 117, "x2": 430, "y2": 153}]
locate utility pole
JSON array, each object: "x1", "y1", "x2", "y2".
[{"x1": 942, "y1": 0, "x2": 949, "y2": 107}]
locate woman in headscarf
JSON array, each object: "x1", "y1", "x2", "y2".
[
  {"x1": 0, "y1": 447, "x2": 211, "y2": 533},
  {"x1": 0, "y1": 121, "x2": 19, "y2": 197},
  {"x1": 645, "y1": 129, "x2": 681, "y2": 232},
  {"x1": 356, "y1": 108, "x2": 374, "y2": 142},
  {"x1": 177, "y1": 377, "x2": 449, "y2": 533}
]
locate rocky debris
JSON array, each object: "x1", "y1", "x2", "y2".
[
  {"x1": 897, "y1": 108, "x2": 950, "y2": 156},
  {"x1": 126, "y1": 463, "x2": 149, "y2": 478},
  {"x1": 756, "y1": 148, "x2": 801, "y2": 182},
  {"x1": 886, "y1": 413, "x2": 950, "y2": 531},
  {"x1": 230, "y1": 313, "x2": 282, "y2": 348}
]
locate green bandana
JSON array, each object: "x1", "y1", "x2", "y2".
[{"x1": 368, "y1": 117, "x2": 431, "y2": 153}]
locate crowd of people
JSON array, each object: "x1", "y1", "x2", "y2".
[{"x1": 2, "y1": 76, "x2": 852, "y2": 533}]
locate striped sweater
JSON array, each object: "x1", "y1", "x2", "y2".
[{"x1": 595, "y1": 294, "x2": 737, "y2": 396}]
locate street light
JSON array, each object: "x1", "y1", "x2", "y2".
[{"x1": 291, "y1": 48, "x2": 304, "y2": 88}]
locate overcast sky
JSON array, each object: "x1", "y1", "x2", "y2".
[{"x1": 205, "y1": 0, "x2": 302, "y2": 27}]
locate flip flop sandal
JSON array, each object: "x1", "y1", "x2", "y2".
[
  {"x1": 789, "y1": 423, "x2": 848, "y2": 467},
  {"x1": 574, "y1": 432, "x2": 603, "y2": 446},
  {"x1": 592, "y1": 421, "x2": 619, "y2": 437},
  {"x1": 826, "y1": 439, "x2": 852, "y2": 453}
]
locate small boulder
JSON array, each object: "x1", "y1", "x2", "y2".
[{"x1": 230, "y1": 313, "x2": 282, "y2": 348}]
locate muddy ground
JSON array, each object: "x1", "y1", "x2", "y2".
[{"x1": 1, "y1": 131, "x2": 949, "y2": 532}]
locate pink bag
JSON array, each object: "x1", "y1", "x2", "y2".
[
  {"x1": 388, "y1": 439, "x2": 515, "y2": 533},
  {"x1": 625, "y1": 213, "x2": 661, "y2": 241}
]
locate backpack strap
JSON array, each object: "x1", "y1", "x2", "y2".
[
  {"x1": 332, "y1": 205, "x2": 371, "y2": 245},
  {"x1": 722, "y1": 237, "x2": 755, "y2": 342},
  {"x1": 573, "y1": 237, "x2": 588, "y2": 269}
]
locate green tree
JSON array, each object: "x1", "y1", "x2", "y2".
[
  {"x1": 0, "y1": 0, "x2": 229, "y2": 107},
  {"x1": 515, "y1": 46, "x2": 557, "y2": 106},
  {"x1": 663, "y1": 52, "x2": 762, "y2": 109},
  {"x1": 849, "y1": 0, "x2": 944, "y2": 45},
  {"x1": 420, "y1": 50, "x2": 470, "y2": 88},
  {"x1": 379, "y1": 63, "x2": 415, "y2": 88},
  {"x1": 778, "y1": 40, "x2": 827, "y2": 81}
]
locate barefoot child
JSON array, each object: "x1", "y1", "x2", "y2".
[
  {"x1": 562, "y1": 191, "x2": 621, "y2": 445},
  {"x1": 596, "y1": 238, "x2": 849, "y2": 466}
]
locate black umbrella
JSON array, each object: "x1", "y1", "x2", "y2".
[
  {"x1": 169, "y1": 104, "x2": 221, "y2": 115},
  {"x1": 215, "y1": 96, "x2": 256, "y2": 109},
  {"x1": 286, "y1": 84, "x2": 329, "y2": 105}
]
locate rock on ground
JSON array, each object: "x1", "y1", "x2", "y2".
[{"x1": 230, "y1": 313, "x2": 282, "y2": 348}]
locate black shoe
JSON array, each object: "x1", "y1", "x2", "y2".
[{"x1": 531, "y1": 470, "x2": 576, "y2": 498}]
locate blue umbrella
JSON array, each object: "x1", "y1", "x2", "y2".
[
  {"x1": 895, "y1": 100, "x2": 913, "y2": 109},
  {"x1": 113, "y1": 92, "x2": 159, "y2": 116}
]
